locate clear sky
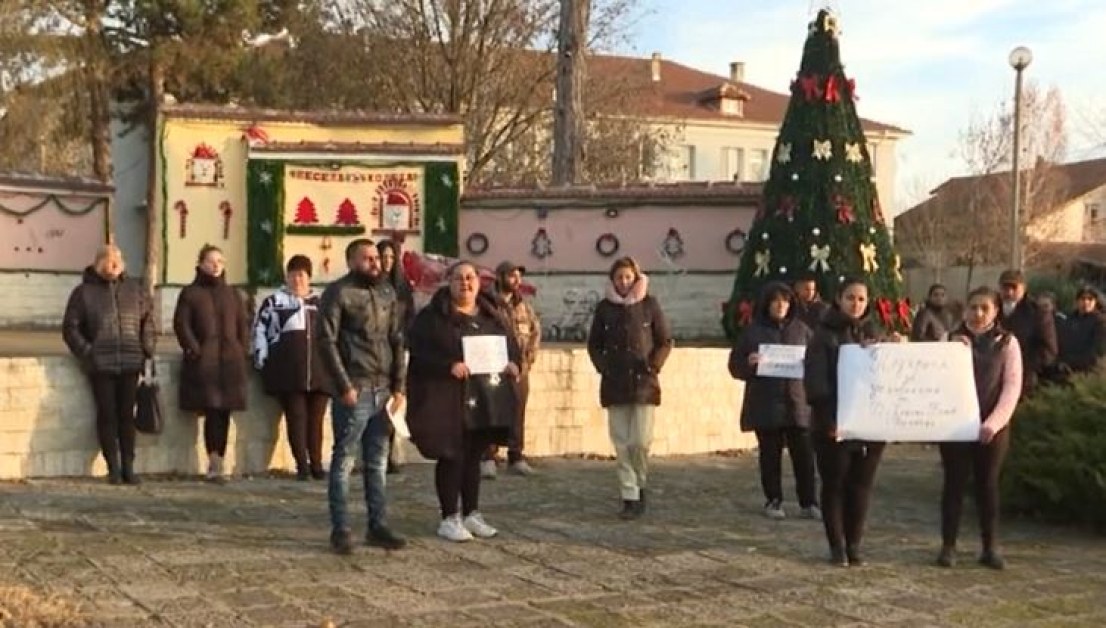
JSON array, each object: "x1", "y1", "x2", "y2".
[{"x1": 628, "y1": 0, "x2": 1106, "y2": 210}]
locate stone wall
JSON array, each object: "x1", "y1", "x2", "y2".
[
  {"x1": 0, "y1": 347, "x2": 752, "y2": 479},
  {"x1": 0, "y1": 272, "x2": 82, "y2": 328}
]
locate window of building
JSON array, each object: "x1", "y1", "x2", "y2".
[
  {"x1": 720, "y1": 98, "x2": 743, "y2": 116},
  {"x1": 745, "y1": 149, "x2": 768, "y2": 182},
  {"x1": 1089, "y1": 203, "x2": 1101, "y2": 222},
  {"x1": 722, "y1": 147, "x2": 744, "y2": 181},
  {"x1": 667, "y1": 145, "x2": 695, "y2": 180}
]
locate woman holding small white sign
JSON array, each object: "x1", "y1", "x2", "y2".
[
  {"x1": 938, "y1": 286, "x2": 1023, "y2": 570},
  {"x1": 405, "y1": 261, "x2": 522, "y2": 543},
  {"x1": 804, "y1": 277, "x2": 903, "y2": 567},
  {"x1": 728, "y1": 282, "x2": 819, "y2": 521}
]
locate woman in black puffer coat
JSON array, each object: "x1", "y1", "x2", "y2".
[
  {"x1": 62, "y1": 244, "x2": 155, "y2": 485},
  {"x1": 729, "y1": 282, "x2": 818, "y2": 521},
  {"x1": 804, "y1": 277, "x2": 902, "y2": 567},
  {"x1": 1058, "y1": 286, "x2": 1106, "y2": 376}
]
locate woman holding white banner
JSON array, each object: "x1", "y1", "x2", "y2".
[
  {"x1": 406, "y1": 261, "x2": 522, "y2": 542},
  {"x1": 728, "y1": 282, "x2": 820, "y2": 521},
  {"x1": 804, "y1": 277, "x2": 901, "y2": 567},
  {"x1": 938, "y1": 286, "x2": 1023, "y2": 570}
]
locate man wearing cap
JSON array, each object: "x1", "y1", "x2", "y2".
[
  {"x1": 482, "y1": 261, "x2": 541, "y2": 478},
  {"x1": 998, "y1": 269, "x2": 1058, "y2": 394}
]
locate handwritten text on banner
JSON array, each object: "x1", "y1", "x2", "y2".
[
  {"x1": 756, "y1": 344, "x2": 806, "y2": 380},
  {"x1": 836, "y1": 343, "x2": 980, "y2": 442}
]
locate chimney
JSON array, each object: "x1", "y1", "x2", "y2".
[
  {"x1": 651, "y1": 52, "x2": 662, "y2": 83},
  {"x1": 729, "y1": 61, "x2": 745, "y2": 83}
]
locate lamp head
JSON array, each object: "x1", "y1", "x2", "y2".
[{"x1": 1008, "y1": 46, "x2": 1033, "y2": 70}]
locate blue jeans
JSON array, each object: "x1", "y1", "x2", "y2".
[{"x1": 328, "y1": 387, "x2": 391, "y2": 532}]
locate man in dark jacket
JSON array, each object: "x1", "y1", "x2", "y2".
[
  {"x1": 997, "y1": 269, "x2": 1058, "y2": 393},
  {"x1": 318, "y1": 239, "x2": 408, "y2": 554},
  {"x1": 792, "y1": 274, "x2": 829, "y2": 330},
  {"x1": 911, "y1": 284, "x2": 955, "y2": 342}
]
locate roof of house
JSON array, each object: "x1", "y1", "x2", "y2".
[
  {"x1": 897, "y1": 157, "x2": 1106, "y2": 223},
  {"x1": 160, "y1": 103, "x2": 463, "y2": 127},
  {"x1": 587, "y1": 54, "x2": 910, "y2": 135},
  {"x1": 0, "y1": 171, "x2": 114, "y2": 195},
  {"x1": 463, "y1": 180, "x2": 763, "y2": 208}
]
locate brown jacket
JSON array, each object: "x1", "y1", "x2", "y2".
[
  {"x1": 173, "y1": 270, "x2": 250, "y2": 412},
  {"x1": 495, "y1": 290, "x2": 541, "y2": 375},
  {"x1": 586, "y1": 275, "x2": 673, "y2": 407}
]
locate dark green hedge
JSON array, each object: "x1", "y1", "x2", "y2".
[{"x1": 1001, "y1": 375, "x2": 1106, "y2": 533}]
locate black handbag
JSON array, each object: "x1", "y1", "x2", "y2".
[
  {"x1": 463, "y1": 373, "x2": 519, "y2": 431},
  {"x1": 135, "y1": 359, "x2": 164, "y2": 435}
]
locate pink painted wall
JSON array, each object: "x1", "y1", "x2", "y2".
[
  {"x1": 459, "y1": 204, "x2": 757, "y2": 272},
  {"x1": 0, "y1": 192, "x2": 107, "y2": 272}
]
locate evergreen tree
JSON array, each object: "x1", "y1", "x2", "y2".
[{"x1": 722, "y1": 9, "x2": 909, "y2": 340}]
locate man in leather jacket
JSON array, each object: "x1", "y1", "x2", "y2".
[{"x1": 318, "y1": 239, "x2": 407, "y2": 554}]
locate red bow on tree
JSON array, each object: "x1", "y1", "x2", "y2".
[
  {"x1": 738, "y1": 300, "x2": 754, "y2": 326},
  {"x1": 876, "y1": 297, "x2": 893, "y2": 328},
  {"x1": 824, "y1": 74, "x2": 840, "y2": 103},
  {"x1": 872, "y1": 198, "x2": 885, "y2": 224},
  {"x1": 797, "y1": 74, "x2": 822, "y2": 101},
  {"x1": 777, "y1": 195, "x2": 797, "y2": 220},
  {"x1": 897, "y1": 299, "x2": 913, "y2": 328},
  {"x1": 847, "y1": 78, "x2": 858, "y2": 100},
  {"x1": 834, "y1": 195, "x2": 855, "y2": 224}
]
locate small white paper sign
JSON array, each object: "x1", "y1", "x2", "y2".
[
  {"x1": 462, "y1": 335, "x2": 510, "y2": 375},
  {"x1": 756, "y1": 344, "x2": 806, "y2": 379},
  {"x1": 387, "y1": 396, "x2": 410, "y2": 439},
  {"x1": 836, "y1": 343, "x2": 981, "y2": 442}
]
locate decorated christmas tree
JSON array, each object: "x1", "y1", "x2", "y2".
[
  {"x1": 335, "y1": 198, "x2": 360, "y2": 226},
  {"x1": 293, "y1": 197, "x2": 319, "y2": 224},
  {"x1": 721, "y1": 9, "x2": 909, "y2": 340}
]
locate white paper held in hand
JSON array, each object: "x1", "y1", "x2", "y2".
[
  {"x1": 462, "y1": 335, "x2": 510, "y2": 375},
  {"x1": 387, "y1": 395, "x2": 410, "y2": 439},
  {"x1": 756, "y1": 344, "x2": 806, "y2": 379}
]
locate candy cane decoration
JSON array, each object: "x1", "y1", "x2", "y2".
[
  {"x1": 320, "y1": 236, "x2": 333, "y2": 275},
  {"x1": 174, "y1": 201, "x2": 188, "y2": 238},
  {"x1": 219, "y1": 201, "x2": 233, "y2": 240}
]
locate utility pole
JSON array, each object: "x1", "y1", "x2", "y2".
[{"x1": 552, "y1": 0, "x2": 589, "y2": 186}]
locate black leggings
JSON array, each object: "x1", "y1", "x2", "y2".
[
  {"x1": 436, "y1": 431, "x2": 492, "y2": 518},
  {"x1": 280, "y1": 391, "x2": 329, "y2": 474},
  {"x1": 939, "y1": 428, "x2": 1011, "y2": 551},
  {"x1": 755, "y1": 427, "x2": 817, "y2": 507},
  {"x1": 90, "y1": 373, "x2": 140, "y2": 470},
  {"x1": 814, "y1": 436, "x2": 886, "y2": 551},
  {"x1": 203, "y1": 409, "x2": 232, "y2": 456}
]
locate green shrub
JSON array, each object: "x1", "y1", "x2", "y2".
[
  {"x1": 1001, "y1": 375, "x2": 1106, "y2": 533},
  {"x1": 1027, "y1": 275, "x2": 1080, "y2": 312}
]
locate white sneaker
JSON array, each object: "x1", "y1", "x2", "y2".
[
  {"x1": 206, "y1": 454, "x2": 226, "y2": 483},
  {"x1": 437, "y1": 515, "x2": 474, "y2": 543},
  {"x1": 508, "y1": 460, "x2": 535, "y2": 476},
  {"x1": 763, "y1": 500, "x2": 786, "y2": 520},
  {"x1": 480, "y1": 460, "x2": 498, "y2": 479},
  {"x1": 462, "y1": 512, "x2": 498, "y2": 539},
  {"x1": 800, "y1": 505, "x2": 823, "y2": 521}
]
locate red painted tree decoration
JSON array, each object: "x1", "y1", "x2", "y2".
[
  {"x1": 834, "y1": 195, "x2": 855, "y2": 224},
  {"x1": 174, "y1": 201, "x2": 189, "y2": 238},
  {"x1": 335, "y1": 198, "x2": 360, "y2": 226},
  {"x1": 219, "y1": 201, "x2": 233, "y2": 239},
  {"x1": 294, "y1": 197, "x2": 319, "y2": 224}
]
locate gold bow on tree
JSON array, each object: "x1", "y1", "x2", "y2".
[
  {"x1": 812, "y1": 139, "x2": 833, "y2": 160},
  {"x1": 859, "y1": 243, "x2": 879, "y2": 273},
  {"x1": 754, "y1": 250, "x2": 771, "y2": 277},
  {"x1": 893, "y1": 254, "x2": 903, "y2": 282},
  {"x1": 809, "y1": 244, "x2": 831, "y2": 272}
]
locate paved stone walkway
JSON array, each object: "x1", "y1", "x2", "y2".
[{"x1": 1, "y1": 447, "x2": 1104, "y2": 627}]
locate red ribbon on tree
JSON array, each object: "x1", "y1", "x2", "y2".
[
  {"x1": 798, "y1": 74, "x2": 822, "y2": 101},
  {"x1": 738, "y1": 300, "x2": 754, "y2": 326},
  {"x1": 834, "y1": 195, "x2": 855, "y2": 224},
  {"x1": 876, "y1": 297, "x2": 893, "y2": 328},
  {"x1": 847, "y1": 78, "x2": 858, "y2": 100},
  {"x1": 174, "y1": 201, "x2": 188, "y2": 238},
  {"x1": 897, "y1": 299, "x2": 913, "y2": 328},
  {"x1": 777, "y1": 195, "x2": 797, "y2": 220},
  {"x1": 219, "y1": 201, "x2": 233, "y2": 240},
  {"x1": 872, "y1": 197, "x2": 885, "y2": 224},
  {"x1": 824, "y1": 74, "x2": 840, "y2": 103}
]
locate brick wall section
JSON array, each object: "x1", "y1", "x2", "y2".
[
  {"x1": 0, "y1": 347, "x2": 753, "y2": 479},
  {"x1": 0, "y1": 273, "x2": 83, "y2": 328}
]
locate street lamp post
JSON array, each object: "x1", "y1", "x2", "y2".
[{"x1": 1008, "y1": 46, "x2": 1033, "y2": 271}]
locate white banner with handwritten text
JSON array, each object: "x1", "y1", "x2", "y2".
[{"x1": 836, "y1": 343, "x2": 980, "y2": 442}]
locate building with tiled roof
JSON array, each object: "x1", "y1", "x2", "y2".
[{"x1": 580, "y1": 52, "x2": 910, "y2": 213}]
